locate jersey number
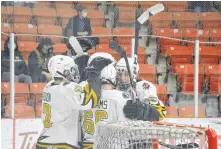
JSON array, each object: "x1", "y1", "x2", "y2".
[
  {"x1": 83, "y1": 110, "x2": 107, "y2": 135},
  {"x1": 43, "y1": 103, "x2": 52, "y2": 128}
]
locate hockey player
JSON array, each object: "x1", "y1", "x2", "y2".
[
  {"x1": 36, "y1": 55, "x2": 113, "y2": 149},
  {"x1": 116, "y1": 57, "x2": 166, "y2": 120},
  {"x1": 81, "y1": 63, "x2": 129, "y2": 149}
]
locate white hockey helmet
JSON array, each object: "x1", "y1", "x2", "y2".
[
  {"x1": 116, "y1": 57, "x2": 139, "y2": 75},
  {"x1": 87, "y1": 52, "x2": 116, "y2": 66},
  {"x1": 100, "y1": 64, "x2": 117, "y2": 85},
  {"x1": 136, "y1": 80, "x2": 157, "y2": 102},
  {"x1": 48, "y1": 55, "x2": 80, "y2": 82}
]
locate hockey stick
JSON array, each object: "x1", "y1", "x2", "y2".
[
  {"x1": 109, "y1": 41, "x2": 134, "y2": 89},
  {"x1": 132, "y1": 3, "x2": 165, "y2": 96},
  {"x1": 69, "y1": 36, "x2": 84, "y2": 54}
]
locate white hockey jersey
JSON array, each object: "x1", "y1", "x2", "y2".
[
  {"x1": 37, "y1": 80, "x2": 97, "y2": 148},
  {"x1": 82, "y1": 89, "x2": 129, "y2": 143}
]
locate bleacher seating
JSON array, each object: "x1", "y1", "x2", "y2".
[
  {"x1": 30, "y1": 83, "x2": 46, "y2": 117},
  {"x1": 113, "y1": 28, "x2": 135, "y2": 45},
  {"x1": 53, "y1": 43, "x2": 68, "y2": 55},
  {"x1": 18, "y1": 41, "x2": 38, "y2": 62},
  {"x1": 11, "y1": 7, "x2": 32, "y2": 24},
  {"x1": 14, "y1": 23, "x2": 37, "y2": 41},
  {"x1": 139, "y1": 64, "x2": 157, "y2": 83},
  {"x1": 37, "y1": 24, "x2": 62, "y2": 42},
  {"x1": 32, "y1": 7, "x2": 57, "y2": 25},
  {"x1": 1, "y1": 1, "x2": 221, "y2": 118},
  {"x1": 91, "y1": 27, "x2": 112, "y2": 44}
]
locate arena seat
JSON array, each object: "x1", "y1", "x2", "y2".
[
  {"x1": 210, "y1": 28, "x2": 221, "y2": 42},
  {"x1": 91, "y1": 27, "x2": 112, "y2": 44},
  {"x1": 120, "y1": 45, "x2": 146, "y2": 64},
  {"x1": 139, "y1": 64, "x2": 157, "y2": 83},
  {"x1": 154, "y1": 84, "x2": 168, "y2": 104},
  {"x1": 5, "y1": 103, "x2": 35, "y2": 118},
  {"x1": 53, "y1": 43, "x2": 68, "y2": 55},
  {"x1": 87, "y1": 10, "x2": 105, "y2": 27},
  {"x1": 14, "y1": 23, "x2": 37, "y2": 41},
  {"x1": 150, "y1": 12, "x2": 173, "y2": 32},
  {"x1": 2, "y1": 6, "x2": 13, "y2": 23},
  {"x1": 118, "y1": 8, "x2": 136, "y2": 24},
  {"x1": 173, "y1": 12, "x2": 197, "y2": 28},
  {"x1": 165, "y1": 106, "x2": 178, "y2": 117},
  {"x1": 113, "y1": 28, "x2": 135, "y2": 45},
  {"x1": 204, "y1": 65, "x2": 221, "y2": 95},
  {"x1": 166, "y1": 45, "x2": 193, "y2": 69},
  {"x1": 199, "y1": 46, "x2": 220, "y2": 64},
  {"x1": 178, "y1": 105, "x2": 206, "y2": 118},
  {"x1": 200, "y1": 12, "x2": 221, "y2": 29},
  {"x1": 1, "y1": 82, "x2": 30, "y2": 104},
  {"x1": 183, "y1": 28, "x2": 210, "y2": 42},
  {"x1": 35, "y1": 1, "x2": 52, "y2": 8},
  {"x1": 55, "y1": 1, "x2": 73, "y2": 9},
  {"x1": 114, "y1": 1, "x2": 138, "y2": 7},
  {"x1": 139, "y1": 1, "x2": 160, "y2": 9},
  {"x1": 12, "y1": 7, "x2": 32, "y2": 24},
  {"x1": 30, "y1": 83, "x2": 46, "y2": 117},
  {"x1": 37, "y1": 24, "x2": 62, "y2": 42},
  {"x1": 174, "y1": 64, "x2": 205, "y2": 94},
  {"x1": 32, "y1": 7, "x2": 57, "y2": 25},
  {"x1": 156, "y1": 28, "x2": 182, "y2": 56},
  {"x1": 56, "y1": 8, "x2": 77, "y2": 28},
  {"x1": 18, "y1": 41, "x2": 39, "y2": 63},
  {"x1": 163, "y1": 1, "x2": 188, "y2": 12},
  {"x1": 78, "y1": 1, "x2": 98, "y2": 9},
  {"x1": 95, "y1": 44, "x2": 121, "y2": 61},
  {"x1": 1, "y1": 23, "x2": 12, "y2": 40},
  {"x1": 1, "y1": 6, "x2": 7, "y2": 22}
]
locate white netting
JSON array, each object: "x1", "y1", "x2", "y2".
[{"x1": 93, "y1": 121, "x2": 216, "y2": 149}]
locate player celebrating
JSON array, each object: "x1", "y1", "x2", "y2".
[
  {"x1": 36, "y1": 55, "x2": 112, "y2": 149},
  {"x1": 116, "y1": 57, "x2": 166, "y2": 120},
  {"x1": 82, "y1": 57, "x2": 129, "y2": 149}
]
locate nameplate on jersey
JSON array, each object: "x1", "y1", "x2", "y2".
[
  {"x1": 41, "y1": 93, "x2": 51, "y2": 102},
  {"x1": 99, "y1": 100, "x2": 107, "y2": 109}
]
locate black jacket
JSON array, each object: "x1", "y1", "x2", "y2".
[
  {"x1": 1, "y1": 46, "x2": 28, "y2": 75},
  {"x1": 63, "y1": 15, "x2": 92, "y2": 38},
  {"x1": 28, "y1": 49, "x2": 54, "y2": 82}
]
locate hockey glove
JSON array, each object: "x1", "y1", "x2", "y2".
[
  {"x1": 123, "y1": 100, "x2": 160, "y2": 121},
  {"x1": 74, "y1": 53, "x2": 90, "y2": 82},
  {"x1": 85, "y1": 56, "x2": 113, "y2": 79}
]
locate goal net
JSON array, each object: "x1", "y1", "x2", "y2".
[{"x1": 93, "y1": 121, "x2": 217, "y2": 149}]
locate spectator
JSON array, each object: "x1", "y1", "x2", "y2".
[
  {"x1": 63, "y1": 5, "x2": 99, "y2": 51},
  {"x1": 188, "y1": 1, "x2": 218, "y2": 12},
  {"x1": 1, "y1": 37, "x2": 32, "y2": 85},
  {"x1": 28, "y1": 38, "x2": 54, "y2": 83},
  {"x1": 63, "y1": 5, "x2": 92, "y2": 38}
]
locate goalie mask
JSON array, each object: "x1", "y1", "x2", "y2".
[
  {"x1": 100, "y1": 64, "x2": 117, "y2": 87},
  {"x1": 116, "y1": 57, "x2": 139, "y2": 91},
  {"x1": 48, "y1": 55, "x2": 80, "y2": 82}
]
